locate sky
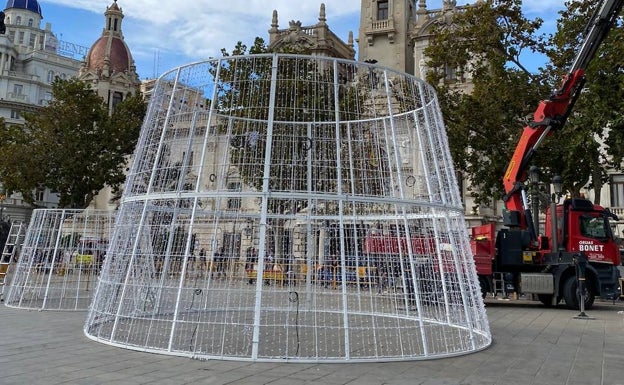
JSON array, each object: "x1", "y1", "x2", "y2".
[{"x1": 37, "y1": 0, "x2": 567, "y2": 80}]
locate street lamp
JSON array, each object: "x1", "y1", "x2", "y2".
[
  {"x1": 550, "y1": 174, "x2": 563, "y2": 252},
  {"x1": 552, "y1": 174, "x2": 563, "y2": 201},
  {"x1": 528, "y1": 166, "x2": 540, "y2": 235}
]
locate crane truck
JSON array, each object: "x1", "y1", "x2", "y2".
[{"x1": 471, "y1": 0, "x2": 624, "y2": 309}]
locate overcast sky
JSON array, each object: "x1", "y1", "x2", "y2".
[{"x1": 39, "y1": 0, "x2": 566, "y2": 79}]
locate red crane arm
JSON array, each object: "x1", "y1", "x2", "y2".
[
  {"x1": 501, "y1": 0, "x2": 623, "y2": 218},
  {"x1": 502, "y1": 70, "x2": 585, "y2": 213}
]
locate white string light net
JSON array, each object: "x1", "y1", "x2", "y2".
[
  {"x1": 85, "y1": 54, "x2": 491, "y2": 362},
  {"x1": 5, "y1": 209, "x2": 115, "y2": 311}
]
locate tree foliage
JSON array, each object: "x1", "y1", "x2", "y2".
[
  {"x1": 425, "y1": 0, "x2": 624, "y2": 207},
  {"x1": 425, "y1": 0, "x2": 549, "y2": 206},
  {"x1": 213, "y1": 39, "x2": 387, "y2": 259},
  {"x1": 543, "y1": 0, "x2": 624, "y2": 201},
  {"x1": 215, "y1": 38, "x2": 381, "y2": 217},
  {"x1": 0, "y1": 78, "x2": 146, "y2": 208}
]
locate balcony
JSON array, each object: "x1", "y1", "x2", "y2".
[
  {"x1": 6, "y1": 92, "x2": 29, "y2": 103},
  {"x1": 365, "y1": 18, "x2": 396, "y2": 45},
  {"x1": 611, "y1": 207, "x2": 624, "y2": 218}
]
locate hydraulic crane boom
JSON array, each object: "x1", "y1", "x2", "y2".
[{"x1": 501, "y1": 0, "x2": 624, "y2": 231}]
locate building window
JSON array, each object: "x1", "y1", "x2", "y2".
[
  {"x1": 445, "y1": 64, "x2": 457, "y2": 82},
  {"x1": 47, "y1": 70, "x2": 55, "y2": 83},
  {"x1": 18, "y1": 31, "x2": 24, "y2": 44},
  {"x1": 610, "y1": 174, "x2": 624, "y2": 207},
  {"x1": 41, "y1": 91, "x2": 53, "y2": 106},
  {"x1": 15, "y1": 16, "x2": 21, "y2": 25},
  {"x1": 13, "y1": 84, "x2": 23, "y2": 95},
  {"x1": 29, "y1": 33, "x2": 36, "y2": 48},
  {"x1": 28, "y1": 18, "x2": 33, "y2": 27},
  {"x1": 227, "y1": 181, "x2": 241, "y2": 210},
  {"x1": 10, "y1": 110, "x2": 20, "y2": 119},
  {"x1": 35, "y1": 190, "x2": 45, "y2": 202},
  {"x1": 377, "y1": 1, "x2": 389, "y2": 20},
  {"x1": 112, "y1": 91, "x2": 123, "y2": 108}
]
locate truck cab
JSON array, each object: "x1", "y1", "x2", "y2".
[{"x1": 545, "y1": 198, "x2": 620, "y2": 265}]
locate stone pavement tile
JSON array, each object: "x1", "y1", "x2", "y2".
[
  {"x1": 2, "y1": 301, "x2": 624, "y2": 385},
  {"x1": 533, "y1": 362, "x2": 575, "y2": 384}
]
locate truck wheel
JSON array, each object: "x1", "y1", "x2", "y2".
[
  {"x1": 537, "y1": 294, "x2": 556, "y2": 307},
  {"x1": 562, "y1": 276, "x2": 595, "y2": 310}
]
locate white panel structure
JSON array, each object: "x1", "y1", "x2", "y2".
[
  {"x1": 5, "y1": 209, "x2": 115, "y2": 311},
  {"x1": 85, "y1": 54, "x2": 491, "y2": 362}
]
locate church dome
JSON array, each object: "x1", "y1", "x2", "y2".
[
  {"x1": 87, "y1": 36, "x2": 132, "y2": 73},
  {"x1": 5, "y1": 0, "x2": 42, "y2": 17},
  {"x1": 82, "y1": 1, "x2": 136, "y2": 77}
]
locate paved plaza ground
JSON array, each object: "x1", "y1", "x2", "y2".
[{"x1": 1, "y1": 297, "x2": 623, "y2": 385}]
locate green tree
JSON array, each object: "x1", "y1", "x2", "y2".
[
  {"x1": 424, "y1": 0, "x2": 549, "y2": 207},
  {"x1": 426, "y1": 0, "x2": 624, "y2": 206},
  {"x1": 544, "y1": 0, "x2": 624, "y2": 201},
  {"x1": 0, "y1": 78, "x2": 146, "y2": 208}
]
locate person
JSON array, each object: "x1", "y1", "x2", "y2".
[
  {"x1": 264, "y1": 253, "x2": 274, "y2": 285},
  {"x1": 246, "y1": 248, "x2": 258, "y2": 284},
  {"x1": 377, "y1": 271, "x2": 388, "y2": 294},
  {"x1": 197, "y1": 248, "x2": 206, "y2": 277},
  {"x1": 318, "y1": 265, "x2": 332, "y2": 288},
  {"x1": 214, "y1": 248, "x2": 226, "y2": 278}
]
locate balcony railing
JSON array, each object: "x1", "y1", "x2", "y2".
[{"x1": 371, "y1": 19, "x2": 394, "y2": 32}]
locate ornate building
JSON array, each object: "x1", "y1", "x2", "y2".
[
  {"x1": 358, "y1": 0, "x2": 472, "y2": 78},
  {"x1": 0, "y1": 0, "x2": 80, "y2": 220},
  {"x1": 357, "y1": 0, "x2": 624, "y2": 234},
  {"x1": 0, "y1": 0, "x2": 138, "y2": 220},
  {"x1": 358, "y1": 0, "x2": 486, "y2": 224},
  {"x1": 268, "y1": 4, "x2": 355, "y2": 59},
  {"x1": 78, "y1": 0, "x2": 140, "y2": 210},
  {"x1": 78, "y1": 0, "x2": 140, "y2": 115}
]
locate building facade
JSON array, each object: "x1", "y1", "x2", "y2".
[
  {"x1": 357, "y1": 0, "x2": 624, "y2": 235},
  {"x1": 0, "y1": 0, "x2": 79, "y2": 221},
  {"x1": 358, "y1": 0, "x2": 486, "y2": 224},
  {"x1": 0, "y1": 0, "x2": 139, "y2": 221},
  {"x1": 268, "y1": 4, "x2": 355, "y2": 59},
  {"x1": 78, "y1": 0, "x2": 140, "y2": 210}
]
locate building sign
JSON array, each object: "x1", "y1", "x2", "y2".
[{"x1": 57, "y1": 40, "x2": 90, "y2": 59}]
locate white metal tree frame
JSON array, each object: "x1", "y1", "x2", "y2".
[
  {"x1": 85, "y1": 54, "x2": 491, "y2": 362},
  {"x1": 5, "y1": 209, "x2": 115, "y2": 311}
]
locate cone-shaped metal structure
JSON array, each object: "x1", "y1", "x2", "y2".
[
  {"x1": 85, "y1": 54, "x2": 490, "y2": 362},
  {"x1": 5, "y1": 209, "x2": 114, "y2": 311}
]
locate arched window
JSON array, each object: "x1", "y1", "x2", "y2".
[{"x1": 28, "y1": 19, "x2": 33, "y2": 27}]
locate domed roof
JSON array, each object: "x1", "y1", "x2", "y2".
[
  {"x1": 5, "y1": 0, "x2": 42, "y2": 17},
  {"x1": 87, "y1": 36, "x2": 131, "y2": 74}
]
